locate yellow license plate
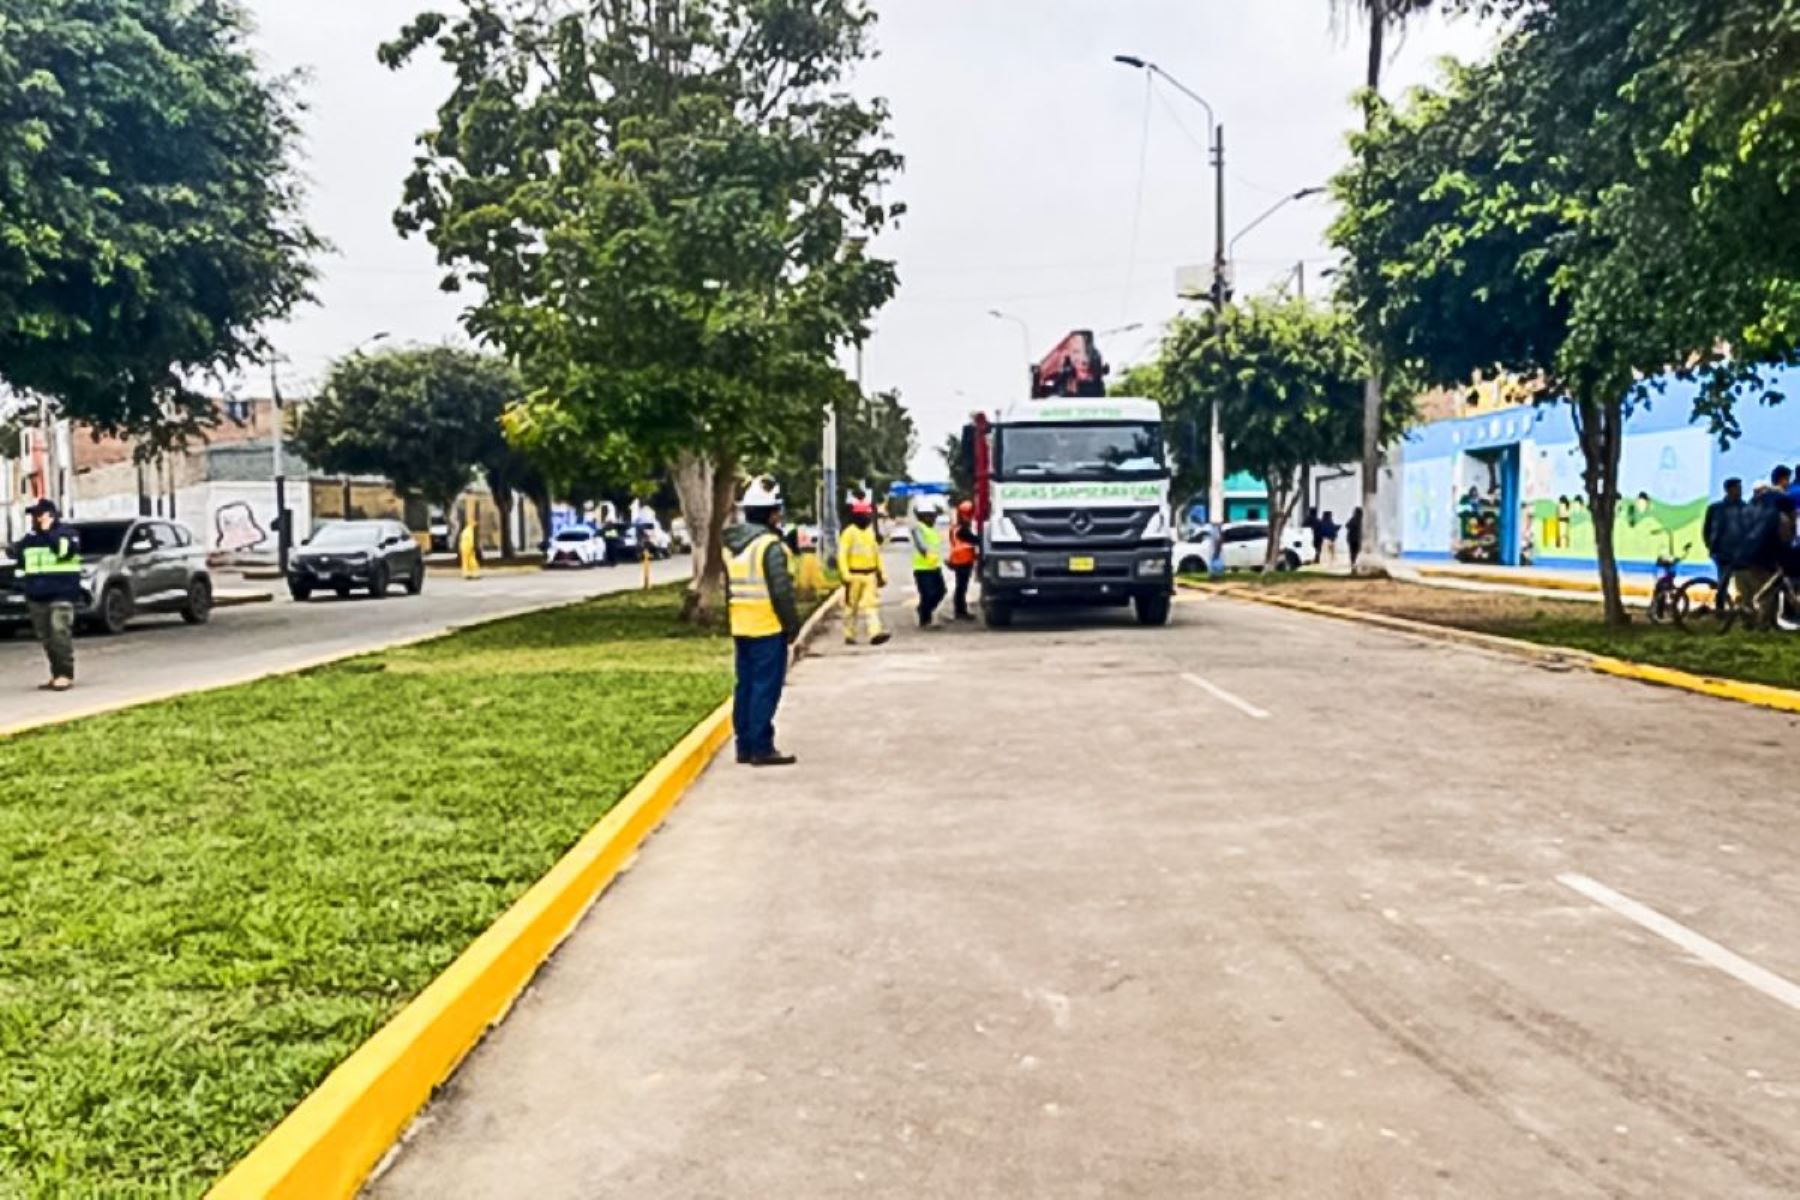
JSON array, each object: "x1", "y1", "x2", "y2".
[{"x1": 1069, "y1": 556, "x2": 1096, "y2": 573}]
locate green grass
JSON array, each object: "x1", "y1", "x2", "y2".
[{"x1": 0, "y1": 587, "x2": 737, "y2": 1198}]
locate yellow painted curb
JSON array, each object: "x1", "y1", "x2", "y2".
[
  {"x1": 1588, "y1": 656, "x2": 1800, "y2": 715},
  {"x1": 206, "y1": 590, "x2": 843, "y2": 1200},
  {"x1": 1200, "y1": 583, "x2": 1800, "y2": 718},
  {"x1": 1417, "y1": 567, "x2": 1655, "y2": 599}
]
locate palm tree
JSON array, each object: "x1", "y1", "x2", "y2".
[{"x1": 1334, "y1": 0, "x2": 1439, "y2": 572}]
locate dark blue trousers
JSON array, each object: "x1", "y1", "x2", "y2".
[{"x1": 733, "y1": 634, "x2": 788, "y2": 759}]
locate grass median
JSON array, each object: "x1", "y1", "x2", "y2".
[
  {"x1": 0, "y1": 586, "x2": 744, "y2": 1198},
  {"x1": 1194, "y1": 573, "x2": 1800, "y2": 691}
]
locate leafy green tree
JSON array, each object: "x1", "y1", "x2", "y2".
[
  {"x1": 939, "y1": 432, "x2": 973, "y2": 502},
  {"x1": 1159, "y1": 298, "x2": 1381, "y2": 566},
  {"x1": 774, "y1": 388, "x2": 917, "y2": 520},
  {"x1": 0, "y1": 0, "x2": 319, "y2": 445},
  {"x1": 296, "y1": 346, "x2": 529, "y2": 547},
  {"x1": 382, "y1": 0, "x2": 902, "y2": 618}
]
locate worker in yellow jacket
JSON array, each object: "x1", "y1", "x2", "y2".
[
  {"x1": 458, "y1": 520, "x2": 481, "y2": 579},
  {"x1": 839, "y1": 498, "x2": 891, "y2": 646}
]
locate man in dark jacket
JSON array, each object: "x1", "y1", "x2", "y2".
[
  {"x1": 723, "y1": 478, "x2": 802, "y2": 767},
  {"x1": 1702, "y1": 478, "x2": 1746, "y2": 602},
  {"x1": 14, "y1": 499, "x2": 83, "y2": 690}
]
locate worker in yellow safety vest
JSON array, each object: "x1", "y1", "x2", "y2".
[
  {"x1": 911, "y1": 499, "x2": 948, "y2": 628},
  {"x1": 839, "y1": 497, "x2": 891, "y2": 646},
  {"x1": 724, "y1": 477, "x2": 802, "y2": 766}
]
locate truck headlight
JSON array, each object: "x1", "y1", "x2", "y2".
[
  {"x1": 1137, "y1": 557, "x2": 1169, "y2": 577},
  {"x1": 991, "y1": 514, "x2": 1023, "y2": 543},
  {"x1": 997, "y1": 560, "x2": 1028, "y2": 579}
]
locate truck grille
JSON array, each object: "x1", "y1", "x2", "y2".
[{"x1": 1010, "y1": 507, "x2": 1156, "y2": 548}]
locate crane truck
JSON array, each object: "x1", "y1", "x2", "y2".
[{"x1": 959, "y1": 330, "x2": 1178, "y2": 628}]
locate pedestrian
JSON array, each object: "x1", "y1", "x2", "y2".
[
  {"x1": 838, "y1": 498, "x2": 891, "y2": 647},
  {"x1": 14, "y1": 499, "x2": 83, "y2": 691},
  {"x1": 1309, "y1": 512, "x2": 1326, "y2": 564},
  {"x1": 1702, "y1": 478, "x2": 1747, "y2": 606},
  {"x1": 724, "y1": 477, "x2": 802, "y2": 767},
  {"x1": 1318, "y1": 510, "x2": 1340, "y2": 567},
  {"x1": 1728, "y1": 468, "x2": 1797, "y2": 628},
  {"x1": 458, "y1": 517, "x2": 481, "y2": 580},
  {"x1": 911, "y1": 500, "x2": 948, "y2": 627},
  {"x1": 948, "y1": 500, "x2": 979, "y2": 620},
  {"x1": 1345, "y1": 507, "x2": 1364, "y2": 569}
]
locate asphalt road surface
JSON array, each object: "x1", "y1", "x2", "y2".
[
  {"x1": 0, "y1": 559, "x2": 690, "y2": 733},
  {"x1": 371, "y1": 580, "x2": 1800, "y2": 1199}
]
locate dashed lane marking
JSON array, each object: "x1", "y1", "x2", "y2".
[
  {"x1": 1558, "y1": 872, "x2": 1800, "y2": 1015},
  {"x1": 1180, "y1": 672, "x2": 1271, "y2": 720}
]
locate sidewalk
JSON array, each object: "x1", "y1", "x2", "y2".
[{"x1": 1384, "y1": 560, "x2": 1665, "y2": 606}]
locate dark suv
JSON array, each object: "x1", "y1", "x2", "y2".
[
  {"x1": 0, "y1": 518, "x2": 213, "y2": 635},
  {"x1": 288, "y1": 520, "x2": 425, "y2": 601}
]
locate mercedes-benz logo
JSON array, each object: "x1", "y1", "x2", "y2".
[{"x1": 1068, "y1": 510, "x2": 1095, "y2": 535}]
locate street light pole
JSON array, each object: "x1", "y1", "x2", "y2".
[{"x1": 987, "y1": 310, "x2": 1034, "y2": 393}]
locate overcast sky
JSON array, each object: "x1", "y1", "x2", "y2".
[{"x1": 246, "y1": 0, "x2": 1492, "y2": 478}]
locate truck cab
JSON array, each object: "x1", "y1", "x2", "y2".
[{"x1": 976, "y1": 395, "x2": 1175, "y2": 627}]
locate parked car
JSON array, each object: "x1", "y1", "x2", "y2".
[
  {"x1": 1173, "y1": 521, "x2": 1307, "y2": 574},
  {"x1": 886, "y1": 522, "x2": 913, "y2": 545},
  {"x1": 0, "y1": 518, "x2": 213, "y2": 635},
  {"x1": 545, "y1": 524, "x2": 607, "y2": 569},
  {"x1": 288, "y1": 519, "x2": 425, "y2": 600}
]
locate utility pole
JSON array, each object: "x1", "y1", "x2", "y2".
[
  {"x1": 271, "y1": 359, "x2": 291, "y2": 575},
  {"x1": 1208, "y1": 123, "x2": 1228, "y2": 534},
  {"x1": 821, "y1": 346, "x2": 851, "y2": 570}
]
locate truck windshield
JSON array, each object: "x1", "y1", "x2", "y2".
[{"x1": 997, "y1": 423, "x2": 1165, "y2": 480}]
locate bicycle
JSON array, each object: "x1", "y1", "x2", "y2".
[
  {"x1": 1717, "y1": 567, "x2": 1800, "y2": 634},
  {"x1": 1646, "y1": 536, "x2": 1719, "y2": 628}
]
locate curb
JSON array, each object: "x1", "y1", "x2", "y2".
[
  {"x1": 206, "y1": 588, "x2": 844, "y2": 1200},
  {"x1": 214, "y1": 590, "x2": 273, "y2": 608},
  {"x1": 1198, "y1": 583, "x2": 1800, "y2": 718},
  {"x1": 1416, "y1": 567, "x2": 1656, "y2": 599}
]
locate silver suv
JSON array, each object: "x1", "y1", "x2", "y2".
[{"x1": 1, "y1": 518, "x2": 214, "y2": 635}]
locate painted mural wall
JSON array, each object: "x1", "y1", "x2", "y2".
[{"x1": 1400, "y1": 366, "x2": 1798, "y2": 571}]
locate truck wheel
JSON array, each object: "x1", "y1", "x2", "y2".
[
  {"x1": 1134, "y1": 593, "x2": 1172, "y2": 626},
  {"x1": 982, "y1": 599, "x2": 1014, "y2": 629}
]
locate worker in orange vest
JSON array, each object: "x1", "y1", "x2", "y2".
[{"x1": 948, "y1": 500, "x2": 979, "y2": 620}]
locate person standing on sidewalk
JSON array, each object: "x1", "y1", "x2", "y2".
[
  {"x1": 948, "y1": 500, "x2": 979, "y2": 620},
  {"x1": 458, "y1": 518, "x2": 481, "y2": 580},
  {"x1": 14, "y1": 499, "x2": 83, "y2": 691},
  {"x1": 1703, "y1": 478, "x2": 1746, "y2": 605},
  {"x1": 725, "y1": 478, "x2": 801, "y2": 767},
  {"x1": 1345, "y1": 507, "x2": 1364, "y2": 570},
  {"x1": 911, "y1": 500, "x2": 947, "y2": 627},
  {"x1": 838, "y1": 498, "x2": 891, "y2": 647}
]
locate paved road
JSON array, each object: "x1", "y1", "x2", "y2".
[
  {"x1": 0, "y1": 560, "x2": 690, "y2": 733},
  {"x1": 372, "y1": 582, "x2": 1800, "y2": 1198}
]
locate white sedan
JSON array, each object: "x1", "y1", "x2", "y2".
[
  {"x1": 544, "y1": 525, "x2": 608, "y2": 569},
  {"x1": 1174, "y1": 521, "x2": 1308, "y2": 574}
]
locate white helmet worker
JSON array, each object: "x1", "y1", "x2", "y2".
[
  {"x1": 914, "y1": 497, "x2": 940, "y2": 515},
  {"x1": 741, "y1": 477, "x2": 783, "y2": 510}
]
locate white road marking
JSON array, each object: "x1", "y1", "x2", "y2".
[
  {"x1": 1558, "y1": 873, "x2": 1800, "y2": 1014},
  {"x1": 1180, "y1": 673, "x2": 1271, "y2": 720}
]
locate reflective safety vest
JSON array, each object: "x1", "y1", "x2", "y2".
[
  {"x1": 948, "y1": 522, "x2": 977, "y2": 568},
  {"x1": 727, "y1": 532, "x2": 785, "y2": 638},
  {"x1": 18, "y1": 529, "x2": 84, "y2": 602},
  {"x1": 911, "y1": 523, "x2": 943, "y2": 572},
  {"x1": 840, "y1": 524, "x2": 882, "y2": 573}
]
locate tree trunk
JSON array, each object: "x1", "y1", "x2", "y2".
[
  {"x1": 671, "y1": 449, "x2": 735, "y2": 624},
  {"x1": 1576, "y1": 392, "x2": 1630, "y2": 627},
  {"x1": 1366, "y1": 3, "x2": 1386, "y2": 95},
  {"x1": 494, "y1": 484, "x2": 516, "y2": 560},
  {"x1": 1265, "y1": 471, "x2": 1299, "y2": 571}
]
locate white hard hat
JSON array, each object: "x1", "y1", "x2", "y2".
[
  {"x1": 914, "y1": 497, "x2": 940, "y2": 513},
  {"x1": 741, "y1": 477, "x2": 783, "y2": 508}
]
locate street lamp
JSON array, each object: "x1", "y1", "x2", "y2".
[
  {"x1": 1228, "y1": 187, "x2": 1326, "y2": 264},
  {"x1": 987, "y1": 310, "x2": 1034, "y2": 392},
  {"x1": 1115, "y1": 53, "x2": 1229, "y2": 537}
]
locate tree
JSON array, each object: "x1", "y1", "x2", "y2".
[
  {"x1": 938, "y1": 433, "x2": 973, "y2": 502},
  {"x1": 774, "y1": 388, "x2": 917, "y2": 520},
  {"x1": 1328, "y1": 0, "x2": 1443, "y2": 572},
  {"x1": 0, "y1": 0, "x2": 319, "y2": 446},
  {"x1": 295, "y1": 346, "x2": 525, "y2": 539},
  {"x1": 382, "y1": 0, "x2": 902, "y2": 620},
  {"x1": 1159, "y1": 297, "x2": 1383, "y2": 567}
]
